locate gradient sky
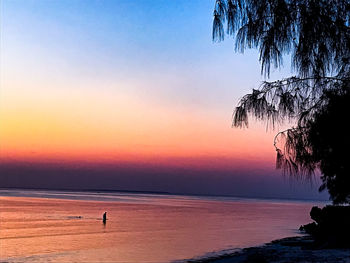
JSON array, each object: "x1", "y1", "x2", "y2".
[{"x1": 0, "y1": 0, "x2": 328, "y2": 200}]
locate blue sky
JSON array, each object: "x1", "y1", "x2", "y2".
[{"x1": 0, "y1": 0, "x2": 327, "y2": 200}]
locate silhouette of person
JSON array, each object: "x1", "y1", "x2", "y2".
[{"x1": 103, "y1": 211, "x2": 107, "y2": 224}]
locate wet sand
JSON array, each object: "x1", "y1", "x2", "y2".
[{"x1": 187, "y1": 236, "x2": 350, "y2": 263}]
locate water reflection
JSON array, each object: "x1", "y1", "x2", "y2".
[{"x1": 0, "y1": 193, "x2": 323, "y2": 263}]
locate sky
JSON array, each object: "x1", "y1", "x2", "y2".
[{"x1": 0, "y1": 0, "x2": 328, "y2": 200}]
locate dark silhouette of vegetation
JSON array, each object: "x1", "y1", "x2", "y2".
[
  {"x1": 300, "y1": 205, "x2": 350, "y2": 247},
  {"x1": 212, "y1": 0, "x2": 350, "y2": 204}
]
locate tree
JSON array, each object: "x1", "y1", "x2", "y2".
[{"x1": 212, "y1": 0, "x2": 350, "y2": 203}]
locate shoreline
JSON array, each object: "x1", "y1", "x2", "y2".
[{"x1": 185, "y1": 236, "x2": 350, "y2": 263}]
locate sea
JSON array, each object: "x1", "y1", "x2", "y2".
[{"x1": 0, "y1": 189, "x2": 327, "y2": 263}]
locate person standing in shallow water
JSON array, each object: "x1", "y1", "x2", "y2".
[{"x1": 103, "y1": 212, "x2": 107, "y2": 224}]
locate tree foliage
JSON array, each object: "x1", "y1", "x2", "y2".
[{"x1": 213, "y1": 0, "x2": 350, "y2": 203}]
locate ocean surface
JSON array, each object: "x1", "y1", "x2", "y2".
[{"x1": 0, "y1": 189, "x2": 326, "y2": 263}]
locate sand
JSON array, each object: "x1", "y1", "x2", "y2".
[{"x1": 186, "y1": 236, "x2": 350, "y2": 263}]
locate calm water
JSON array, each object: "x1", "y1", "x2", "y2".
[{"x1": 0, "y1": 190, "x2": 325, "y2": 263}]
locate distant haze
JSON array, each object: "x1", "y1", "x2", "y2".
[{"x1": 0, "y1": 160, "x2": 328, "y2": 201}]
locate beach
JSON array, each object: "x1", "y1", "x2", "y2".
[{"x1": 187, "y1": 236, "x2": 350, "y2": 263}]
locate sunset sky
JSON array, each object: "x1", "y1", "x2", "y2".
[{"x1": 0, "y1": 0, "x2": 328, "y2": 200}]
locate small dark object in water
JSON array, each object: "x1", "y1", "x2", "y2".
[
  {"x1": 103, "y1": 211, "x2": 107, "y2": 223},
  {"x1": 67, "y1": 216, "x2": 83, "y2": 219}
]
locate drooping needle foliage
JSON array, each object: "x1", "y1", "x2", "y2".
[{"x1": 213, "y1": 0, "x2": 350, "y2": 203}]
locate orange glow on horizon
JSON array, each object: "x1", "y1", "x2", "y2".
[{"x1": 1, "y1": 77, "x2": 277, "y2": 170}]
